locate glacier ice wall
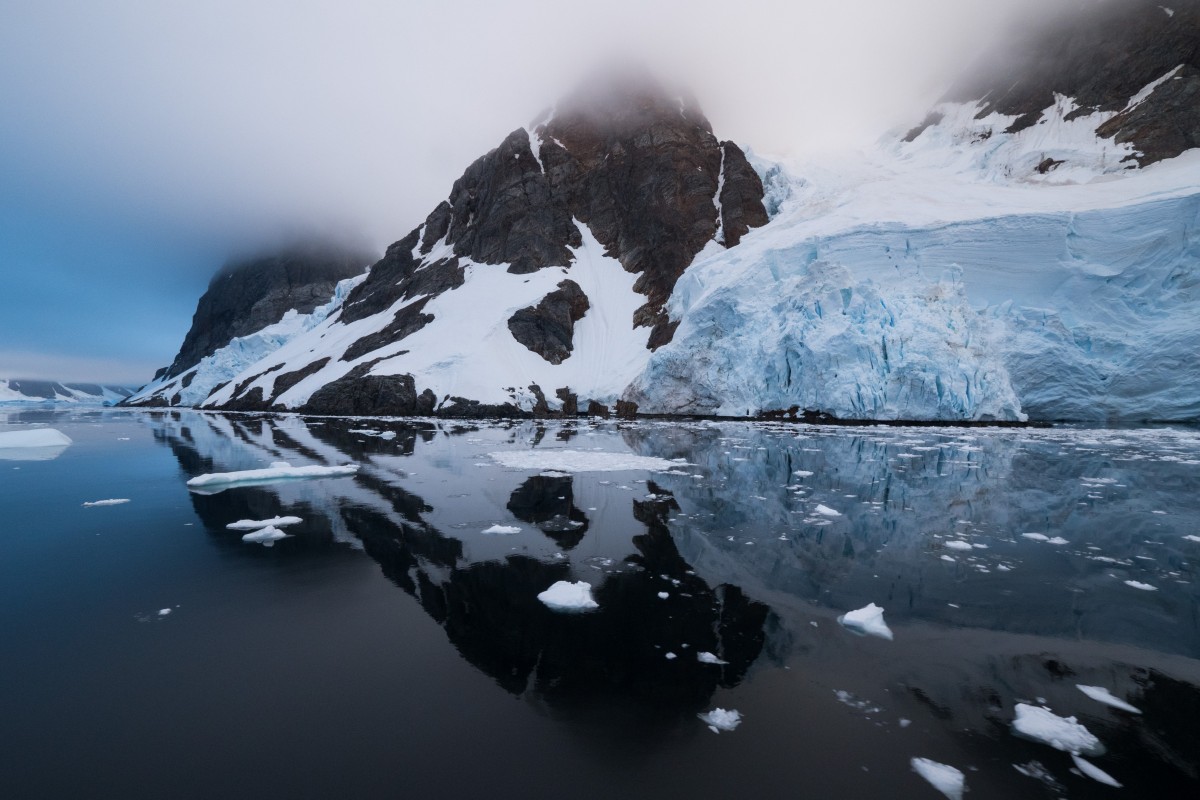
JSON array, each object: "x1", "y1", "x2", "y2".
[{"x1": 632, "y1": 190, "x2": 1200, "y2": 422}]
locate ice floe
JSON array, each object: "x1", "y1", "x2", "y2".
[
  {"x1": 910, "y1": 757, "x2": 965, "y2": 800},
  {"x1": 489, "y1": 449, "x2": 686, "y2": 473},
  {"x1": 698, "y1": 708, "x2": 742, "y2": 733},
  {"x1": 1011, "y1": 704, "x2": 1103, "y2": 755},
  {"x1": 1076, "y1": 684, "x2": 1142, "y2": 714},
  {"x1": 697, "y1": 651, "x2": 728, "y2": 665},
  {"x1": 837, "y1": 602, "x2": 894, "y2": 640},
  {"x1": 1071, "y1": 753, "x2": 1122, "y2": 788},
  {"x1": 225, "y1": 516, "x2": 303, "y2": 531},
  {"x1": 537, "y1": 580, "x2": 599, "y2": 611},
  {"x1": 187, "y1": 461, "x2": 359, "y2": 492},
  {"x1": 0, "y1": 427, "x2": 73, "y2": 460},
  {"x1": 241, "y1": 525, "x2": 289, "y2": 546},
  {"x1": 1124, "y1": 580, "x2": 1158, "y2": 591},
  {"x1": 482, "y1": 524, "x2": 521, "y2": 535},
  {"x1": 813, "y1": 504, "x2": 842, "y2": 517},
  {"x1": 943, "y1": 540, "x2": 973, "y2": 551},
  {"x1": 82, "y1": 499, "x2": 130, "y2": 507}
]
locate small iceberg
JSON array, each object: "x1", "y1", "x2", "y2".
[
  {"x1": 838, "y1": 602, "x2": 894, "y2": 640},
  {"x1": 187, "y1": 461, "x2": 359, "y2": 493},
  {"x1": 698, "y1": 708, "x2": 742, "y2": 733},
  {"x1": 241, "y1": 525, "x2": 289, "y2": 546},
  {"x1": 910, "y1": 757, "x2": 965, "y2": 800},
  {"x1": 814, "y1": 504, "x2": 842, "y2": 517},
  {"x1": 537, "y1": 581, "x2": 598, "y2": 612},
  {"x1": 1011, "y1": 704, "x2": 1103, "y2": 755},
  {"x1": 0, "y1": 427, "x2": 72, "y2": 461},
  {"x1": 1071, "y1": 754, "x2": 1122, "y2": 788},
  {"x1": 1124, "y1": 580, "x2": 1158, "y2": 591},
  {"x1": 943, "y1": 540, "x2": 973, "y2": 551},
  {"x1": 1076, "y1": 685, "x2": 1142, "y2": 714},
  {"x1": 696, "y1": 651, "x2": 728, "y2": 665},
  {"x1": 226, "y1": 516, "x2": 303, "y2": 531},
  {"x1": 83, "y1": 498, "x2": 130, "y2": 507},
  {"x1": 481, "y1": 524, "x2": 521, "y2": 535}
]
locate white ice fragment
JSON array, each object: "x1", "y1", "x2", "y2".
[
  {"x1": 187, "y1": 462, "x2": 359, "y2": 492},
  {"x1": 657, "y1": 591, "x2": 669, "y2": 599},
  {"x1": 482, "y1": 524, "x2": 521, "y2": 535},
  {"x1": 838, "y1": 602, "x2": 894, "y2": 640},
  {"x1": 665, "y1": 652, "x2": 677, "y2": 660},
  {"x1": 488, "y1": 450, "x2": 686, "y2": 473},
  {"x1": 1183, "y1": 535, "x2": 1200, "y2": 543},
  {"x1": 698, "y1": 708, "x2": 742, "y2": 733},
  {"x1": 1123, "y1": 580, "x2": 1158, "y2": 591},
  {"x1": 1047, "y1": 537, "x2": 1069, "y2": 545},
  {"x1": 0, "y1": 428, "x2": 73, "y2": 448},
  {"x1": 793, "y1": 470, "x2": 814, "y2": 477},
  {"x1": 241, "y1": 525, "x2": 289, "y2": 546},
  {"x1": 910, "y1": 758, "x2": 965, "y2": 800},
  {"x1": 1011, "y1": 704, "x2": 1103, "y2": 755},
  {"x1": 82, "y1": 498, "x2": 130, "y2": 507},
  {"x1": 940, "y1": 555, "x2": 956, "y2": 562},
  {"x1": 814, "y1": 504, "x2": 842, "y2": 517},
  {"x1": 226, "y1": 516, "x2": 303, "y2": 531},
  {"x1": 944, "y1": 540, "x2": 973, "y2": 551},
  {"x1": 158, "y1": 608, "x2": 171, "y2": 617},
  {"x1": 1022, "y1": 533, "x2": 1049, "y2": 541},
  {"x1": 1071, "y1": 754, "x2": 1122, "y2": 787},
  {"x1": 1076, "y1": 685, "x2": 1142, "y2": 714},
  {"x1": 537, "y1": 581, "x2": 598, "y2": 612},
  {"x1": 697, "y1": 651, "x2": 728, "y2": 664}
]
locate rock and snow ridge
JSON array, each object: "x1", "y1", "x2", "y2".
[
  {"x1": 134, "y1": 2, "x2": 1200, "y2": 422},
  {"x1": 1, "y1": 380, "x2": 132, "y2": 406}
]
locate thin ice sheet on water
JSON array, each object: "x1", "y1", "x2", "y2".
[
  {"x1": 226, "y1": 516, "x2": 303, "y2": 531},
  {"x1": 83, "y1": 499, "x2": 130, "y2": 507},
  {"x1": 837, "y1": 602, "x2": 894, "y2": 640},
  {"x1": 1076, "y1": 684, "x2": 1142, "y2": 714},
  {"x1": 1071, "y1": 754, "x2": 1122, "y2": 788},
  {"x1": 489, "y1": 449, "x2": 687, "y2": 473},
  {"x1": 0, "y1": 428, "x2": 73, "y2": 448},
  {"x1": 537, "y1": 581, "x2": 598, "y2": 612},
  {"x1": 187, "y1": 461, "x2": 359, "y2": 492},
  {"x1": 910, "y1": 758, "x2": 965, "y2": 800},
  {"x1": 1124, "y1": 580, "x2": 1158, "y2": 591},
  {"x1": 482, "y1": 524, "x2": 521, "y2": 535},
  {"x1": 241, "y1": 525, "x2": 289, "y2": 546},
  {"x1": 1011, "y1": 704, "x2": 1103, "y2": 755}
]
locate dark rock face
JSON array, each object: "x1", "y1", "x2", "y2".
[
  {"x1": 165, "y1": 240, "x2": 374, "y2": 379},
  {"x1": 943, "y1": 0, "x2": 1200, "y2": 163},
  {"x1": 507, "y1": 280, "x2": 590, "y2": 364},
  {"x1": 336, "y1": 71, "x2": 767, "y2": 354},
  {"x1": 303, "y1": 373, "x2": 436, "y2": 417}
]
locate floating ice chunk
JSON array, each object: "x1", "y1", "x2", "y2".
[
  {"x1": 1076, "y1": 685, "x2": 1142, "y2": 714},
  {"x1": 241, "y1": 525, "x2": 289, "y2": 546},
  {"x1": 82, "y1": 498, "x2": 130, "y2": 507},
  {"x1": 697, "y1": 651, "x2": 728, "y2": 665},
  {"x1": 1022, "y1": 533, "x2": 1049, "y2": 541},
  {"x1": 489, "y1": 450, "x2": 686, "y2": 473},
  {"x1": 1012, "y1": 704, "x2": 1103, "y2": 755},
  {"x1": 1047, "y1": 537, "x2": 1069, "y2": 545},
  {"x1": 838, "y1": 602, "x2": 893, "y2": 640},
  {"x1": 0, "y1": 428, "x2": 72, "y2": 448},
  {"x1": 1071, "y1": 754, "x2": 1122, "y2": 788},
  {"x1": 537, "y1": 581, "x2": 598, "y2": 611},
  {"x1": 1183, "y1": 535, "x2": 1200, "y2": 543},
  {"x1": 793, "y1": 470, "x2": 814, "y2": 477},
  {"x1": 940, "y1": 555, "x2": 955, "y2": 562},
  {"x1": 226, "y1": 516, "x2": 303, "y2": 531},
  {"x1": 481, "y1": 524, "x2": 521, "y2": 535},
  {"x1": 657, "y1": 591, "x2": 669, "y2": 599},
  {"x1": 158, "y1": 608, "x2": 171, "y2": 617},
  {"x1": 944, "y1": 540, "x2": 973, "y2": 551},
  {"x1": 910, "y1": 758, "x2": 965, "y2": 800},
  {"x1": 665, "y1": 652, "x2": 677, "y2": 660},
  {"x1": 698, "y1": 708, "x2": 742, "y2": 733},
  {"x1": 1123, "y1": 580, "x2": 1157, "y2": 591},
  {"x1": 187, "y1": 462, "x2": 359, "y2": 492},
  {"x1": 814, "y1": 504, "x2": 842, "y2": 517}
]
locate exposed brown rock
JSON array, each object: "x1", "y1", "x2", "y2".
[{"x1": 507, "y1": 280, "x2": 590, "y2": 364}]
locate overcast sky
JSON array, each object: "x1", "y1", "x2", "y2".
[{"x1": 0, "y1": 0, "x2": 1052, "y2": 383}]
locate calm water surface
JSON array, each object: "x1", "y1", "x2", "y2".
[{"x1": 1, "y1": 408, "x2": 1198, "y2": 799}]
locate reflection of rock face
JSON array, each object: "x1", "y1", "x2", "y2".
[{"x1": 506, "y1": 475, "x2": 589, "y2": 549}]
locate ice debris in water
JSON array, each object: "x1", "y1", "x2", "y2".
[
  {"x1": 814, "y1": 504, "x2": 842, "y2": 517},
  {"x1": 1183, "y1": 535, "x2": 1200, "y2": 543},
  {"x1": 537, "y1": 581, "x2": 599, "y2": 612},
  {"x1": 187, "y1": 461, "x2": 359, "y2": 491},
  {"x1": 1124, "y1": 580, "x2": 1158, "y2": 591},
  {"x1": 698, "y1": 708, "x2": 742, "y2": 733},
  {"x1": 697, "y1": 651, "x2": 728, "y2": 665},
  {"x1": 1076, "y1": 685, "x2": 1142, "y2": 714},
  {"x1": 82, "y1": 499, "x2": 130, "y2": 507},
  {"x1": 158, "y1": 608, "x2": 171, "y2": 617},
  {"x1": 488, "y1": 450, "x2": 686, "y2": 473},
  {"x1": 910, "y1": 758, "x2": 965, "y2": 800},
  {"x1": 481, "y1": 524, "x2": 521, "y2": 535},
  {"x1": 241, "y1": 525, "x2": 289, "y2": 546},
  {"x1": 943, "y1": 540, "x2": 973, "y2": 550},
  {"x1": 837, "y1": 603, "x2": 894, "y2": 640},
  {"x1": 1021, "y1": 533, "x2": 1049, "y2": 541},
  {"x1": 1071, "y1": 753, "x2": 1122, "y2": 788},
  {"x1": 1011, "y1": 704, "x2": 1103, "y2": 755},
  {"x1": 226, "y1": 516, "x2": 302, "y2": 530}
]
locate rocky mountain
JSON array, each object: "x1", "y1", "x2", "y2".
[
  {"x1": 0, "y1": 379, "x2": 133, "y2": 405},
  {"x1": 130, "y1": 1, "x2": 1200, "y2": 422}
]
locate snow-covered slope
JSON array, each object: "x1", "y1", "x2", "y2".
[{"x1": 0, "y1": 379, "x2": 132, "y2": 406}]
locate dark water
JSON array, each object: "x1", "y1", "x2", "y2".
[{"x1": 1, "y1": 408, "x2": 1198, "y2": 799}]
